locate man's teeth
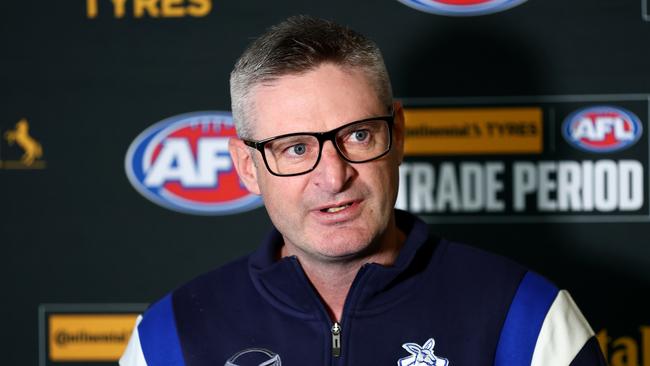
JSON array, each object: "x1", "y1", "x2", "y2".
[{"x1": 325, "y1": 203, "x2": 352, "y2": 213}]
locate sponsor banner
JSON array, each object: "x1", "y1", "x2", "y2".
[
  {"x1": 597, "y1": 326, "x2": 650, "y2": 366},
  {"x1": 0, "y1": 118, "x2": 46, "y2": 170},
  {"x1": 49, "y1": 315, "x2": 137, "y2": 361},
  {"x1": 396, "y1": 0, "x2": 527, "y2": 16},
  {"x1": 39, "y1": 304, "x2": 147, "y2": 365},
  {"x1": 403, "y1": 107, "x2": 542, "y2": 155},
  {"x1": 397, "y1": 95, "x2": 650, "y2": 222},
  {"x1": 125, "y1": 111, "x2": 263, "y2": 216},
  {"x1": 85, "y1": 0, "x2": 212, "y2": 19}
]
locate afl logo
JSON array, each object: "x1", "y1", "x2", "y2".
[
  {"x1": 125, "y1": 111, "x2": 263, "y2": 215},
  {"x1": 562, "y1": 106, "x2": 644, "y2": 153},
  {"x1": 397, "y1": 0, "x2": 527, "y2": 16}
]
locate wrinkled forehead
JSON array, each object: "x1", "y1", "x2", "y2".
[{"x1": 247, "y1": 64, "x2": 387, "y2": 140}]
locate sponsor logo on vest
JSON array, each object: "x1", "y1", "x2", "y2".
[
  {"x1": 562, "y1": 106, "x2": 643, "y2": 153},
  {"x1": 398, "y1": 338, "x2": 449, "y2": 366},
  {"x1": 125, "y1": 111, "x2": 263, "y2": 215},
  {"x1": 396, "y1": 0, "x2": 527, "y2": 16},
  {"x1": 225, "y1": 348, "x2": 282, "y2": 366}
]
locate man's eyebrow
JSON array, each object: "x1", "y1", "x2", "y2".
[{"x1": 251, "y1": 110, "x2": 392, "y2": 140}]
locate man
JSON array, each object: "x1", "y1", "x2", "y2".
[{"x1": 121, "y1": 16, "x2": 606, "y2": 365}]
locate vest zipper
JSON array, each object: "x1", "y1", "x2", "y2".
[
  {"x1": 331, "y1": 322, "x2": 342, "y2": 357},
  {"x1": 288, "y1": 257, "x2": 372, "y2": 363}
]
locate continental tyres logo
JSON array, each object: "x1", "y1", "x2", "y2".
[
  {"x1": 86, "y1": 0, "x2": 212, "y2": 19},
  {"x1": 54, "y1": 329, "x2": 127, "y2": 347},
  {"x1": 403, "y1": 107, "x2": 542, "y2": 155},
  {"x1": 597, "y1": 327, "x2": 650, "y2": 366},
  {"x1": 39, "y1": 304, "x2": 146, "y2": 365},
  {"x1": 49, "y1": 315, "x2": 136, "y2": 361}
]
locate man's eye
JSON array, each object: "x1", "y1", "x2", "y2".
[
  {"x1": 351, "y1": 130, "x2": 370, "y2": 142},
  {"x1": 288, "y1": 143, "x2": 307, "y2": 155}
]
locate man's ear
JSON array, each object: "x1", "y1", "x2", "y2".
[
  {"x1": 228, "y1": 137, "x2": 261, "y2": 195},
  {"x1": 392, "y1": 101, "x2": 405, "y2": 165}
]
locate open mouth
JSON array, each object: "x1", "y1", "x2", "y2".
[{"x1": 320, "y1": 202, "x2": 353, "y2": 213}]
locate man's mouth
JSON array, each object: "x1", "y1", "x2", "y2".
[{"x1": 321, "y1": 202, "x2": 353, "y2": 213}]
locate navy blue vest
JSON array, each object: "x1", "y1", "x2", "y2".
[{"x1": 135, "y1": 210, "x2": 605, "y2": 366}]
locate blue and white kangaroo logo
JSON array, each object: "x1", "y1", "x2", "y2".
[{"x1": 397, "y1": 338, "x2": 449, "y2": 366}]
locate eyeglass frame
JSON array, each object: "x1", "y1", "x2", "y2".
[{"x1": 241, "y1": 114, "x2": 395, "y2": 177}]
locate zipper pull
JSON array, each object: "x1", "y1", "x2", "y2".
[{"x1": 331, "y1": 322, "x2": 342, "y2": 357}]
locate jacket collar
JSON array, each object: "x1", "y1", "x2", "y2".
[{"x1": 247, "y1": 209, "x2": 434, "y2": 319}]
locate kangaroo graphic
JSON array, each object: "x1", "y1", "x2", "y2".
[
  {"x1": 4, "y1": 118, "x2": 43, "y2": 166},
  {"x1": 398, "y1": 338, "x2": 449, "y2": 366}
]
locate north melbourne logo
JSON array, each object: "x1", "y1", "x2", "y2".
[{"x1": 398, "y1": 338, "x2": 449, "y2": 366}]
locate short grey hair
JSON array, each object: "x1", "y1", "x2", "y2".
[{"x1": 230, "y1": 15, "x2": 393, "y2": 139}]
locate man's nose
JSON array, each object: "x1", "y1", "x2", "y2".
[{"x1": 312, "y1": 141, "x2": 353, "y2": 192}]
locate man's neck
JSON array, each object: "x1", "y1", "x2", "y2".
[{"x1": 280, "y1": 224, "x2": 406, "y2": 322}]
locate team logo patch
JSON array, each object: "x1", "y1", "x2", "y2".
[
  {"x1": 396, "y1": 0, "x2": 527, "y2": 16},
  {"x1": 562, "y1": 106, "x2": 643, "y2": 153},
  {"x1": 398, "y1": 338, "x2": 449, "y2": 366},
  {"x1": 125, "y1": 111, "x2": 263, "y2": 215},
  {"x1": 225, "y1": 348, "x2": 282, "y2": 366}
]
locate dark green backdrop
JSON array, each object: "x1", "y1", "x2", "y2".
[{"x1": 2, "y1": 0, "x2": 649, "y2": 364}]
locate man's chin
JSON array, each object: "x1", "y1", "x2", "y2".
[
  {"x1": 309, "y1": 248, "x2": 368, "y2": 263},
  {"x1": 308, "y1": 236, "x2": 376, "y2": 262}
]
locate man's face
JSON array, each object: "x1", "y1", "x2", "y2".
[{"x1": 230, "y1": 63, "x2": 404, "y2": 262}]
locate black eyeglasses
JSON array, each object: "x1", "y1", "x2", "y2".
[{"x1": 242, "y1": 114, "x2": 394, "y2": 177}]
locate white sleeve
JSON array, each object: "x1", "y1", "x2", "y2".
[
  {"x1": 530, "y1": 290, "x2": 595, "y2": 366},
  {"x1": 119, "y1": 315, "x2": 148, "y2": 366}
]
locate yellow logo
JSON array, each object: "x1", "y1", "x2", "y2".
[
  {"x1": 86, "y1": 0, "x2": 212, "y2": 19},
  {"x1": 48, "y1": 314, "x2": 138, "y2": 361},
  {"x1": 403, "y1": 107, "x2": 543, "y2": 155},
  {"x1": 2, "y1": 118, "x2": 46, "y2": 169},
  {"x1": 597, "y1": 327, "x2": 650, "y2": 366}
]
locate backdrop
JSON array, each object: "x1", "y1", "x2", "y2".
[{"x1": 1, "y1": 1, "x2": 649, "y2": 365}]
